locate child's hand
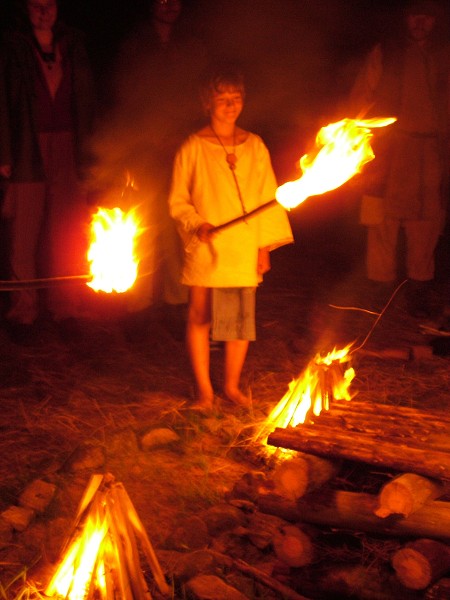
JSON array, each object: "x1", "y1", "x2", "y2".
[
  {"x1": 196, "y1": 222, "x2": 215, "y2": 243},
  {"x1": 257, "y1": 247, "x2": 271, "y2": 274}
]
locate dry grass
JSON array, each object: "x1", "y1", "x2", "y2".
[{"x1": 0, "y1": 236, "x2": 449, "y2": 598}]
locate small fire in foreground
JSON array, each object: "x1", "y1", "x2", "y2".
[
  {"x1": 45, "y1": 510, "x2": 108, "y2": 599},
  {"x1": 255, "y1": 344, "x2": 355, "y2": 454},
  {"x1": 275, "y1": 117, "x2": 396, "y2": 209},
  {"x1": 87, "y1": 207, "x2": 139, "y2": 293},
  {"x1": 44, "y1": 474, "x2": 170, "y2": 599}
]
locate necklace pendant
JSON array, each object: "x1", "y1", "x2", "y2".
[{"x1": 226, "y1": 153, "x2": 237, "y2": 170}]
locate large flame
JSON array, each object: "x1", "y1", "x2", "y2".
[
  {"x1": 43, "y1": 474, "x2": 170, "y2": 599},
  {"x1": 87, "y1": 207, "x2": 139, "y2": 293},
  {"x1": 45, "y1": 502, "x2": 109, "y2": 599},
  {"x1": 276, "y1": 117, "x2": 396, "y2": 209},
  {"x1": 255, "y1": 344, "x2": 355, "y2": 454}
]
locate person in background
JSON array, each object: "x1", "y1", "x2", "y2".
[
  {"x1": 90, "y1": 0, "x2": 208, "y2": 341},
  {"x1": 348, "y1": 0, "x2": 449, "y2": 318},
  {"x1": 169, "y1": 64, "x2": 294, "y2": 413},
  {"x1": 0, "y1": 0, "x2": 96, "y2": 342}
]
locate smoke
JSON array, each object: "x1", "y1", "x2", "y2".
[{"x1": 85, "y1": 0, "x2": 403, "y2": 307}]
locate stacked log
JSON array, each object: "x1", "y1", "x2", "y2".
[
  {"x1": 375, "y1": 473, "x2": 445, "y2": 518},
  {"x1": 253, "y1": 400, "x2": 450, "y2": 597},
  {"x1": 392, "y1": 539, "x2": 450, "y2": 590}
]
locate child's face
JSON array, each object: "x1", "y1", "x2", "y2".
[{"x1": 207, "y1": 86, "x2": 244, "y2": 127}]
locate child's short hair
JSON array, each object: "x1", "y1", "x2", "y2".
[{"x1": 199, "y1": 63, "x2": 246, "y2": 109}]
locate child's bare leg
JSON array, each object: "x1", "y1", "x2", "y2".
[
  {"x1": 186, "y1": 287, "x2": 214, "y2": 409},
  {"x1": 223, "y1": 339, "x2": 250, "y2": 406}
]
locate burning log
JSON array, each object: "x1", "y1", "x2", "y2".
[
  {"x1": 272, "y1": 453, "x2": 340, "y2": 501},
  {"x1": 267, "y1": 425, "x2": 450, "y2": 481},
  {"x1": 257, "y1": 491, "x2": 450, "y2": 541},
  {"x1": 253, "y1": 344, "x2": 355, "y2": 454},
  {"x1": 375, "y1": 473, "x2": 445, "y2": 518},
  {"x1": 391, "y1": 539, "x2": 450, "y2": 590}
]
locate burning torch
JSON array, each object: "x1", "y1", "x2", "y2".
[{"x1": 212, "y1": 117, "x2": 396, "y2": 233}]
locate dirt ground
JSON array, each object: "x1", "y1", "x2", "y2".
[{"x1": 1, "y1": 189, "x2": 450, "y2": 599}]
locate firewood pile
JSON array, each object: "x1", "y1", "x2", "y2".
[{"x1": 234, "y1": 398, "x2": 450, "y2": 599}]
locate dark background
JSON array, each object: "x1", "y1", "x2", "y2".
[
  {"x1": 3, "y1": 1, "x2": 446, "y2": 150},
  {"x1": 0, "y1": 1, "x2": 412, "y2": 86},
  {"x1": 2, "y1": 0, "x2": 446, "y2": 157},
  {"x1": 0, "y1": 0, "x2": 449, "y2": 282}
]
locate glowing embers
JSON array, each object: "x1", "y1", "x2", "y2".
[
  {"x1": 255, "y1": 344, "x2": 355, "y2": 455},
  {"x1": 275, "y1": 117, "x2": 396, "y2": 210},
  {"x1": 87, "y1": 207, "x2": 140, "y2": 293}
]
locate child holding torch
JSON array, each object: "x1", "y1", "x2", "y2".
[{"x1": 168, "y1": 64, "x2": 293, "y2": 413}]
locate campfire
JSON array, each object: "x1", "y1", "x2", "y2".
[
  {"x1": 250, "y1": 117, "x2": 398, "y2": 456},
  {"x1": 44, "y1": 473, "x2": 170, "y2": 599},
  {"x1": 254, "y1": 343, "x2": 355, "y2": 455}
]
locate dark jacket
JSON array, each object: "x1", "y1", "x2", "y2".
[{"x1": 0, "y1": 22, "x2": 95, "y2": 182}]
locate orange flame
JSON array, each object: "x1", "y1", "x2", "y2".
[
  {"x1": 276, "y1": 117, "x2": 396, "y2": 209},
  {"x1": 41, "y1": 474, "x2": 170, "y2": 600},
  {"x1": 45, "y1": 506, "x2": 109, "y2": 599},
  {"x1": 87, "y1": 207, "x2": 139, "y2": 293},
  {"x1": 255, "y1": 344, "x2": 355, "y2": 454}
]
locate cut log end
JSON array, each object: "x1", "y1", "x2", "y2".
[
  {"x1": 392, "y1": 539, "x2": 450, "y2": 590},
  {"x1": 392, "y1": 548, "x2": 432, "y2": 590},
  {"x1": 272, "y1": 454, "x2": 338, "y2": 501},
  {"x1": 272, "y1": 525, "x2": 315, "y2": 568},
  {"x1": 376, "y1": 474, "x2": 444, "y2": 518}
]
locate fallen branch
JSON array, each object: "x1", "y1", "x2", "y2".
[{"x1": 209, "y1": 550, "x2": 312, "y2": 600}]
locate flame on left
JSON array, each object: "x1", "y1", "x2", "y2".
[{"x1": 87, "y1": 207, "x2": 139, "y2": 293}]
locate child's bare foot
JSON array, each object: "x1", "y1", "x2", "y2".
[
  {"x1": 223, "y1": 386, "x2": 251, "y2": 409},
  {"x1": 190, "y1": 391, "x2": 214, "y2": 414}
]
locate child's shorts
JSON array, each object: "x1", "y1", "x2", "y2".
[{"x1": 212, "y1": 287, "x2": 256, "y2": 341}]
